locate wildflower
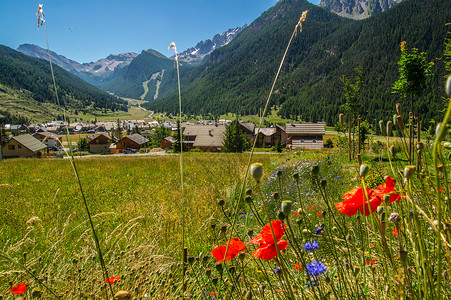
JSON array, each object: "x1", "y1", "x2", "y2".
[
  {"x1": 305, "y1": 261, "x2": 327, "y2": 276},
  {"x1": 313, "y1": 224, "x2": 325, "y2": 235},
  {"x1": 388, "y1": 212, "x2": 401, "y2": 223},
  {"x1": 392, "y1": 228, "x2": 400, "y2": 237},
  {"x1": 249, "y1": 220, "x2": 288, "y2": 260},
  {"x1": 36, "y1": 4, "x2": 45, "y2": 28},
  {"x1": 374, "y1": 176, "x2": 401, "y2": 203},
  {"x1": 105, "y1": 277, "x2": 121, "y2": 284},
  {"x1": 273, "y1": 266, "x2": 282, "y2": 275},
  {"x1": 335, "y1": 186, "x2": 381, "y2": 216},
  {"x1": 211, "y1": 238, "x2": 246, "y2": 263},
  {"x1": 11, "y1": 282, "x2": 27, "y2": 295},
  {"x1": 303, "y1": 240, "x2": 319, "y2": 251},
  {"x1": 317, "y1": 212, "x2": 323, "y2": 217},
  {"x1": 309, "y1": 206, "x2": 314, "y2": 210},
  {"x1": 366, "y1": 259, "x2": 376, "y2": 266},
  {"x1": 295, "y1": 262, "x2": 303, "y2": 270}
]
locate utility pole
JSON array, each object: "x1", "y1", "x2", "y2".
[{"x1": 0, "y1": 114, "x2": 6, "y2": 161}]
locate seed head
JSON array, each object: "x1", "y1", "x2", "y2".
[
  {"x1": 281, "y1": 201, "x2": 292, "y2": 216},
  {"x1": 250, "y1": 163, "x2": 263, "y2": 183},
  {"x1": 360, "y1": 164, "x2": 370, "y2": 178},
  {"x1": 388, "y1": 212, "x2": 401, "y2": 223},
  {"x1": 311, "y1": 165, "x2": 320, "y2": 177},
  {"x1": 404, "y1": 165, "x2": 415, "y2": 180},
  {"x1": 379, "y1": 120, "x2": 385, "y2": 136},
  {"x1": 339, "y1": 113, "x2": 345, "y2": 127},
  {"x1": 386, "y1": 121, "x2": 393, "y2": 137},
  {"x1": 445, "y1": 75, "x2": 451, "y2": 97}
]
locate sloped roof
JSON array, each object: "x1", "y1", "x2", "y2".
[
  {"x1": 239, "y1": 122, "x2": 255, "y2": 134},
  {"x1": 256, "y1": 127, "x2": 277, "y2": 136},
  {"x1": 11, "y1": 134, "x2": 47, "y2": 152},
  {"x1": 285, "y1": 123, "x2": 325, "y2": 135},
  {"x1": 183, "y1": 125, "x2": 226, "y2": 148},
  {"x1": 125, "y1": 133, "x2": 149, "y2": 145},
  {"x1": 33, "y1": 131, "x2": 62, "y2": 140},
  {"x1": 89, "y1": 133, "x2": 111, "y2": 145}
]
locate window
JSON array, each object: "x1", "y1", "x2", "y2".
[
  {"x1": 312, "y1": 140, "x2": 316, "y2": 143},
  {"x1": 300, "y1": 140, "x2": 304, "y2": 143},
  {"x1": 18, "y1": 145, "x2": 22, "y2": 149},
  {"x1": 8, "y1": 145, "x2": 15, "y2": 150}
]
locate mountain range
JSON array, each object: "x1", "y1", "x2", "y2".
[{"x1": 144, "y1": 0, "x2": 450, "y2": 129}]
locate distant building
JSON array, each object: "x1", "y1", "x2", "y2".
[
  {"x1": 112, "y1": 133, "x2": 149, "y2": 154},
  {"x1": 160, "y1": 136, "x2": 176, "y2": 150},
  {"x1": 183, "y1": 124, "x2": 226, "y2": 152},
  {"x1": 2, "y1": 134, "x2": 47, "y2": 158},
  {"x1": 285, "y1": 123, "x2": 325, "y2": 150},
  {"x1": 33, "y1": 132, "x2": 63, "y2": 149},
  {"x1": 89, "y1": 133, "x2": 111, "y2": 154}
]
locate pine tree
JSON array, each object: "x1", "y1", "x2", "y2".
[
  {"x1": 172, "y1": 120, "x2": 186, "y2": 152},
  {"x1": 222, "y1": 119, "x2": 251, "y2": 153}
]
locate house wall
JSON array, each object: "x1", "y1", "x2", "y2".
[
  {"x1": 116, "y1": 138, "x2": 140, "y2": 151},
  {"x1": 291, "y1": 135, "x2": 324, "y2": 150},
  {"x1": 2, "y1": 140, "x2": 39, "y2": 158},
  {"x1": 90, "y1": 144, "x2": 110, "y2": 154},
  {"x1": 160, "y1": 139, "x2": 173, "y2": 150},
  {"x1": 196, "y1": 146, "x2": 221, "y2": 152}
]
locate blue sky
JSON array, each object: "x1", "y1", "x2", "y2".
[{"x1": 1, "y1": 0, "x2": 321, "y2": 63}]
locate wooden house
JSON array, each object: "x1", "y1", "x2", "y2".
[
  {"x1": 2, "y1": 134, "x2": 47, "y2": 158},
  {"x1": 33, "y1": 132, "x2": 63, "y2": 149},
  {"x1": 113, "y1": 133, "x2": 149, "y2": 154},
  {"x1": 183, "y1": 124, "x2": 226, "y2": 152},
  {"x1": 89, "y1": 133, "x2": 111, "y2": 154},
  {"x1": 285, "y1": 123, "x2": 325, "y2": 150}
]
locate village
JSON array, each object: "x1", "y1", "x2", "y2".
[{"x1": 0, "y1": 113, "x2": 327, "y2": 159}]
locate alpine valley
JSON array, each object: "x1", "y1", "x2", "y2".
[{"x1": 3, "y1": 0, "x2": 451, "y2": 128}]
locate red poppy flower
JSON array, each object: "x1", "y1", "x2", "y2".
[
  {"x1": 11, "y1": 282, "x2": 27, "y2": 295},
  {"x1": 317, "y1": 213, "x2": 323, "y2": 217},
  {"x1": 366, "y1": 259, "x2": 376, "y2": 266},
  {"x1": 295, "y1": 262, "x2": 303, "y2": 270},
  {"x1": 309, "y1": 206, "x2": 314, "y2": 210},
  {"x1": 294, "y1": 212, "x2": 299, "y2": 216},
  {"x1": 335, "y1": 186, "x2": 382, "y2": 216},
  {"x1": 374, "y1": 176, "x2": 401, "y2": 203},
  {"x1": 392, "y1": 228, "x2": 400, "y2": 237},
  {"x1": 249, "y1": 220, "x2": 288, "y2": 260},
  {"x1": 211, "y1": 238, "x2": 245, "y2": 263},
  {"x1": 105, "y1": 276, "x2": 121, "y2": 284}
]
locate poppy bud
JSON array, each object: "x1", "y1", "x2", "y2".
[
  {"x1": 390, "y1": 145, "x2": 397, "y2": 157},
  {"x1": 215, "y1": 262, "x2": 223, "y2": 274},
  {"x1": 293, "y1": 172, "x2": 300, "y2": 180},
  {"x1": 393, "y1": 114, "x2": 398, "y2": 126},
  {"x1": 297, "y1": 219, "x2": 303, "y2": 225},
  {"x1": 446, "y1": 75, "x2": 451, "y2": 97},
  {"x1": 212, "y1": 276, "x2": 218, "y2": 285},
  {"x1": 217, "y1": 199, "x2": 225, "y2": 207},
  {"x1": 228, "y1": 266, "x2": 236, "y2": 274},
  {"x1": 339, "y1": 113, "x2": 345, "y2": 127},
  {"x1": 320, "y1": 179, "x2": 327, "y2": 188},
  {"x1": 187, "y1": 255, "x2": 195, "y2": 265},
  {"x1": 386, "y1": 121, "x2": 393, "y2": 137},
  {"x1": 205, "y1": 268, "x2": 212, "y2": 277},
  {"x1": 404, "y1": 165, "x2": 415, "y2": 180},
  {"x1": 114, "y1": 291, "x2": 132, "y2": 300},
  {"x1": 277, "y1": 170, "x2": 282, "y2": 177},
  {"x1": 247, "y1": 228, "x2": 254, "y2": 238},
  {"x1": 332, "y1": 226, "x2": 338, "y2": 232},
  {"x1": 281, "y1": 201, "x2": 292, "y2": 216},
  {"x1": 311, "y1": 165, "x2": 320, "y2": 177},
  {"x1": 244, "y1": 195, "x2": 252, "y2": 204},
  {"x1": 220, "y1": 225, "x2": 227, "y2": 233},
  {"x1": 436, "y1": 123, "x2": 448, "y2": 142},
  {"x1": 353, "y1": 266, "x2": 360, "y2": 277},
  {"x1": 396, "y1": 103, "x2": 402, "y2": 115},
  {"x1": 245, "y1": 188, "x2": 252, "y2": 196},
  {"x1": 211, "y1": 223, "x2": 216, "y2": 229},
  {"x1": 273, "y1": 192, "x2": 279, "y2": 201},
  {"x1": 376, "y1": 206, "x2": 384, "y2": 215},
  {"x1": 346, "y1": 234, "x2": 353, "y2": 241},
  {"x1": 72, "y1": 258, "x2": 78, "y2": 264},
  {"x1": 250, "y1": 163, "x2": 263, "y2": 183},
  {"x1": 399, "y1": 250, "x2": 408, "y2": 264},
  {"x1": 302, "y1": 229, "x2": 310, "y2": 235},
  {"x1": 278, "y1": 211, "x2": 286, "y2": 221},
  {"x1": 238, "y1": 251, "x2": 245, "y2": 262},
  {"x1": 396, "y1": 115, "x2": 405, "y2": 131},
  {"x1": 360, "y1": 164, "x2": 370, "y2": 178},
  {"x1": 322, "y1": 210, "x2": 327, "y2": 216},
  {"x1": 388, "y1": 212, "x2": 401, "y2": 223},
  {"x1": 416, "y1": 142, "x2": 424, "y2": 152},
  {"x1": 379, "y1": 120, "x2": 385, "y2": 136}
]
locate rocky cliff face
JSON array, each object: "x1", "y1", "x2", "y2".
[{"x1": 320, "y1": 0, "x2": 404, "y2": 19}]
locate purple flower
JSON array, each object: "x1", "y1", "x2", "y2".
[
  {"x1": 303, "y1": 240, "x2": 319, "y2": 251},
  {"x1": 305, "y1": 261, "x2": 327, "y2": 276}
]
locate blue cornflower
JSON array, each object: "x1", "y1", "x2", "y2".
[
  {"x1": 303, "y1": 240, "x2": 319, "y2": 251},
  {"x1": 313, "y1": 224, "x2": 325, "y2": 235},
  {"x1": 305, "y1": 261, "x2": 327, "y2": 276},
  {"x1": 273, "y1": 266, "x2": 282, "y2": 275}
]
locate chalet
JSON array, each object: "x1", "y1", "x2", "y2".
[
  {"x1": 160, "y1": 136, "x2": 176, "y2": 150},
  {"x1": 33, "y1": 132, "x2": 63, "y2": 149},
  {"x1": 89, "y1": 133, "x2": 111, "y2": 154},
  {"x1": 285, "y1": 123, "x2": 325, "y2": 150},
  {"x1": 2, "y1": 134, "x2": 47, "y2": 158},
  {"x1": 239, "y1": 122, "x2": 255, "y2": 142},
  {"x1": 113, "y1": 133, "x2": 149, "y2": 154},
  {"x1": 183, "y1": 124, "x2": 226, "y2": 152}
]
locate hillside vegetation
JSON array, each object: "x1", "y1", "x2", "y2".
[{"x1": 145, "y1": 0, "x2": 450, "y2": 129}]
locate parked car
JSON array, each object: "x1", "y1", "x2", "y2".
[{"x1": 123, "y1": 148, "x2": 137, "y2": 154}]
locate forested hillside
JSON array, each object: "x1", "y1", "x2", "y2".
[
  {"x1": 0, "y1": 45, "x2": 128, "y2": 114},
  {"x1": 145, "y1": 0, "x2": 450, "y2": 128}
]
